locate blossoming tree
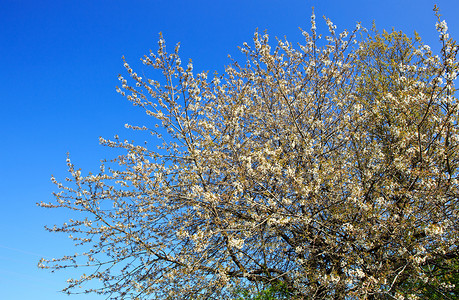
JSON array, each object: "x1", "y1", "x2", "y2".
[{"x1": 40, "y1": 7, "x2": 458, "y2": 299}]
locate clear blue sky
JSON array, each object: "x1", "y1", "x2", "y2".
[{"x1": 1, "y1": 0, "x2": 458, "y2": 299}]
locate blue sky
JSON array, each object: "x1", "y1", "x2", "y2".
[{"x1": 1, "y1": 0, "x2": 458, "y2": 299}]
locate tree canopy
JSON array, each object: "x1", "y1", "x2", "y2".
[{"x1": 39, "y1": 7, "x2": 458, "y2": 299}]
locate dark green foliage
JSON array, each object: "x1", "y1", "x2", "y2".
[
  {"x1": 231, "y1": 282, "x2": 291, "y2": 300},
  {"x1": 399, "y1": 256, "x2": 459, "y2": 299}
]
